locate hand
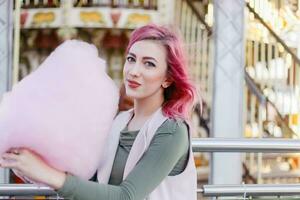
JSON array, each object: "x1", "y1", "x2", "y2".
[{"x1": 0, "y1": 148, "x2": 66, "y2": 189}]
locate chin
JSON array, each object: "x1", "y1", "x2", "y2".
[
  {"x1": 125, "y1": 91, "x2": 144, "y2": 100},
  {"x1": 125, "y1": 88, "x2": 137, "y2": 98},
  {"x1": 125, "y1": 87, "x2": 149, "y2": 100},
  {"x1": 126, "y1": 92, "x2": 139, "y2": 99}
]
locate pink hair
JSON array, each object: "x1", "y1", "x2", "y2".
[{"x1": 126, "y1": 24, "x2": 198, "y2": 119}]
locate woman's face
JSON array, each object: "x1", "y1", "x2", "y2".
[{"x1": 123, "y1": 40, "x2": 170, "y2": 100}]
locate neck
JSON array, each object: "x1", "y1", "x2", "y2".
[{"x1": 133, "y1": 92, "x2": 164, "y2": 119}]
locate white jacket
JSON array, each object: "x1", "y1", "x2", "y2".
[{"x1": 97, "y1": 108, "x2": 197, "y2": 200}]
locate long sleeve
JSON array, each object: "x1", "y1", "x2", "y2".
[{"x1": 56, "y1": 120, "x2": 189, "y2": 200}]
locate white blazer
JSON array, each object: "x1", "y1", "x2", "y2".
[{"x1": 97, "y1": 108, "x2": 197, "y2": 200}]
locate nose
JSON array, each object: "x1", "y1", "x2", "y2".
[{"x1": 128, "y1": 62, "x2": 141, "y2": 77}]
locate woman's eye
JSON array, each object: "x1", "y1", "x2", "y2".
[
  {"x1": 126, "y1": 56, "x2": 135, "y2": 63},
  {"x1": 145, "y1": 61, "x2": 156, "y2": 67}
]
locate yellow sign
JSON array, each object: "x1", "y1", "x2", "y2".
[
  {"x1": 291, "y1": 114, "x2": 299, "y2": 126},
  {"x1": 126, "y1": 13, "x2": 151, "y2": 26},
  {"x1": 80, "y1": 11, "x2": 105, "y2": 24},
  {"x1": 33, "y1": 12, "x2": 55, "y2": 25}
]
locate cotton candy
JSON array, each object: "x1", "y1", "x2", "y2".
[{"x1": 0, "y1": 40, "x2": 119, "y2": 181}]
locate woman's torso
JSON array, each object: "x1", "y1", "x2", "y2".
[{"x1": 108, "y1": 119, "x2": 189, "y2": 185}]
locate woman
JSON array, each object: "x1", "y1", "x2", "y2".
[{"x1": 0, "y1": 24, "x2": 198, "y2": 200}]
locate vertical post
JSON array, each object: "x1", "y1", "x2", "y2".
[
  {"x1": 158, "y1": 0, "x2": 175, "y2": 25},
  {"x1": 210, "y1": 0, "x2": 245, "y2": 185},
  {"x1": 257, "y1": 104, "x2": 264, "y2": 184},
  {"x1": 297, "y1": 45, "x2": 300, "y2": 88},
  {"x1": 13, "y1": 0, "x2": 21, "y2": 85},
  {"x1": 0, "y1": 0, "x2": 13, "y2": 183}
]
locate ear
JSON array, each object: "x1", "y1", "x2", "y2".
[{"x1": 162, "y1": 78, "x2": 173, "y2": 89}]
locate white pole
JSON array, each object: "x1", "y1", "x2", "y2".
[
  {"x1": 0, "y1": 0, "x2": 14, "y2": 184},
  {"x1": 13, "y1": 0, "x2": 21, "y2": 85},
  {"x1": 211, "y1": 0, "x2": 245, "y2": 186}
]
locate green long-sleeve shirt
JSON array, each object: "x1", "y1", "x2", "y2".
[{"x1": 57, "y1": 119, "x2": 189, "y2": 200}]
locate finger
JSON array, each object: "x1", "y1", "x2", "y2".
[
  {"x1": 19, "y1": 148, "x2": 29, "y2": 155},
  {"x1": 0, "y1": 159, "x2": 19, "y2": 169},
  {"x1": 7, "y1": 147, "x2": 22, "y2": 156},
  {"x1": 9, "y1": 148, "x2": 20, "y2": 155},
  {"x1": 2, "y1": 153, "x2": 20, "y2": 161}
]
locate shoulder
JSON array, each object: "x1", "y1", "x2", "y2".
[
  {"x1": 157, "y1": 118, "x2": 189, "y2": 137},
  {"x1": 150, "y1": 118, "x2": 189, "y2": 155}
]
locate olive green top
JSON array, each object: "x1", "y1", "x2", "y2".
[{"x1": 57, "y1": 119, "x2": 189, "y2": 200}]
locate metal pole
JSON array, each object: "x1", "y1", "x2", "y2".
[
  {"x1": 0, "y1": 0, "x2": 14, "y2": 184},
  {"x1": 0, "y1": 184, "x2": 57, "y2": 196},
  {"x1": 0, "y1": 0, "x2": 13, "y2": 92},
  {"x1": 192, "y1": 138, "x2": 300, "y2": 152},
  {"x1": 12, "y1": 0, "x2": 21, "y2": 85},
  {"x1": 2, "y1": 183, "x2": 300, "y2": 197},
  {"x1": 211, "y1": 0, "x2": 245, "y2": 185},
  {"x1": 202, "y1": 184, "x2": 300, "y2": 197}
]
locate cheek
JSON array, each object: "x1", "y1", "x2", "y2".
[
  {"x1": 148, "y1": 68, "x2": 167, "y2": 82},
  {"x1": 143, "y1": 73, "x2": 165, "y2": 88},
  {"x1": 123, "y1": 64, "x2": 129, "y2": 77}
]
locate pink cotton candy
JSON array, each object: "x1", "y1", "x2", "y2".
[{"x1": 0, "y1": 40, "x2": 119, "y2": 180}]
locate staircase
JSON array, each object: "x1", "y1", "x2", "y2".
[{"x1": 175, "y1": 0, "x2": 300, "y2": 184}]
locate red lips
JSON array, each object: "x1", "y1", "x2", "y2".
[{"x1": 127, "y1": 80, "x2": 141, "y2": 89}]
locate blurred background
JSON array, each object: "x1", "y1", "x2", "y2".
[{"x1": 1, "y1": 0, "x2": 300, "y2": 199}]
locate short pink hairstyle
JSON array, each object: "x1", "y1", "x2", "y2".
[{"x1": 126, "y1": 24, "x2": 197, "y2": 119}]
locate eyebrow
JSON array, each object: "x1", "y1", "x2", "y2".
[{"x1": 128, "y1": 52, "x2": 158, "y2": 62}]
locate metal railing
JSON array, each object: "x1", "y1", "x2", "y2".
[
  {"x1": 0, "y1": 184, "x2": 57, "y2": 196},
  {"x1": 2, "y1": 138, "x2": 300, "y2": 198},
  {"x1": 194, "y1": 138, "x2": 300, "y2": 197},
  {"x1": 192, "y1": 138, "x2": 300, "y2": 152},
  {"x1": 2, "y1": 183, "x2": 300, "y2": 198},
  {"x1": 245, "y1": 72, "x2": 297, "y2": 138},
  {"x1": 202, "y1": 184, "x2": 300, "y2": 197}
]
